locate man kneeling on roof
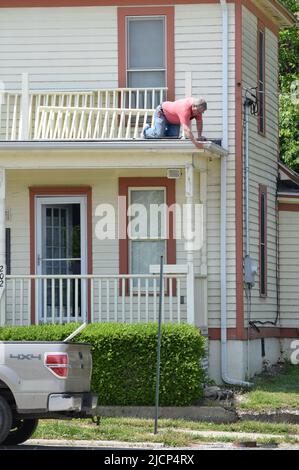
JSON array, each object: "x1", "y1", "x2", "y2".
[{"x1": 142, "y1": 97, "x2": 207, "y2": 150}]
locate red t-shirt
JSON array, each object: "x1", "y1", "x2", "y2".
[{"x1": 162, "y1": 98, "x2": 203, "y2": 126}]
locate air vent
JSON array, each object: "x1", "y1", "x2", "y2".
[{"x1": 167, "y1": 169, "x2": 182, "y2": 179}]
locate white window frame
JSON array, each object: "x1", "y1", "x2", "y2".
[{"x1": 128, "y1": 187, "x2": 167, "y2": 276}]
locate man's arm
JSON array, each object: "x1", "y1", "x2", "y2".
[
  {"x1": 196, "y1": 117, "x2": 203, "y2": 139},
  {"x1": 183, "y1": 124, "x2": 203, "y2": 150}
]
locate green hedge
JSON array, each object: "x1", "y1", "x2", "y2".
[{"x1": 0, "y1": 323, "x2": 206, "y2": 406}]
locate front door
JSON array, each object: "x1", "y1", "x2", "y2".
[{"x1": 36, "y1": 196, "x2": 87, "y2": 322}]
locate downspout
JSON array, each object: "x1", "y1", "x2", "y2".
[{"x1": 220, "y1": 0, "x2": 252, "y2": 387}]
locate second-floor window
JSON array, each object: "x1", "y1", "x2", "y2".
[
  {"x1": 118, "y1": 7, "x2": 175, "y2": 101},
  {"x1": 126, "y1": 16, "x2": 166, "y2": 89},
  {"x1": 258, "y1": 24, "x2": 266, "y2": 135}
]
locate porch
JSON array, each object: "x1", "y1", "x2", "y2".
[
  {"x1": 0, "y1": 158, "x2": 221, "y2": 328},
  {"x1": 0, "y1": 78, "x2": 225, "y2": 329}
]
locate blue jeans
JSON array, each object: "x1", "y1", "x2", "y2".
[{"x1": 144, "y1": 106, "x2": 180, "y2": 139}]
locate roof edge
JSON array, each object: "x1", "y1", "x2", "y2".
[
  {"x1": 271, "y1": 0, "x2": 298, "y2": 26},
  {"x1": 279, "y1": 161, "x2": 299, "y2": 186}
]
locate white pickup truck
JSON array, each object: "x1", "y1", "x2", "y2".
[{"x1": 0, "y1": 328, "x2": 98, "y2": 445}]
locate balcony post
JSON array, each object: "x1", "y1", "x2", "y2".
[
  {"x1": 20, "y1": 72, "x2": 29, "y2": 140},
  {"x1": 0, "y1": 168, "x2": 6, "y2": 325},
  {"x1": 185, "y1": 164, "x2": 195, "y2": 325},
  {"x1": 185, "y1": 68, "x2": 192, "y2": 98}
]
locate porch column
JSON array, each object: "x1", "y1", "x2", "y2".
[
  {"x1": 199, "y1": 170, "x2": 208, "y2": 329},
  {"x1": 0, "y1": 168, "x2": 6, "y2": 325},
  {"x1": 185, "y1": 164, "x2": 195, "y2": 324}
]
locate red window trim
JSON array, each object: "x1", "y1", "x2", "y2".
[
  {"x1": 29, "y1": 186, "x2": 93, "y2": 324},
  {"x1": 119, "y1": 177, "x2": 176, "y2": 281},
  {"x1": 117, "y1": 6, "x2": 175, "y2": 101},
  {"x1": 259, "y1": 184, "x2": 267, "y2": 298},
  {"x1": 257, "y1": 20, "x2": 266, "y2": 136}
]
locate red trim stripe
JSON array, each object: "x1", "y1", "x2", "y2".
[{"x1": 209, "y1": 327, "x2": 299, "y2": 340}]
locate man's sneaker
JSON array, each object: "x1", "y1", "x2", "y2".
[{"x1": 140, "y1": 124, "x2": 150, "y2": 139}]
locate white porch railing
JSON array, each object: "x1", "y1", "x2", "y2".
[
  {"x1": 5, "y1": 274, "x2": 187, "y2": 326},
  {"x1": 34, "y1": 107, "x2": 155, "y2": 140},
  {"x1": 0, "y1": 87, "x2": 167, "y2": 141}
]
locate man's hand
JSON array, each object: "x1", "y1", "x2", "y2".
[{"x1": 183, "y1": 125, "x2": 204, "y2": 149}]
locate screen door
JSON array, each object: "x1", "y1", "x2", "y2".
[{"x1": 36, "y1": 196, "x2": 87, "y2": 322}]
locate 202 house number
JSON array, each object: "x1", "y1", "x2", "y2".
[{"x1": 0, "y1": 265, "x2": 4, "y2": 288}]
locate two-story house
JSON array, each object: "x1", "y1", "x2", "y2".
[{"x1": 0, "y1": 1, "x2": 296, "y2": 384}]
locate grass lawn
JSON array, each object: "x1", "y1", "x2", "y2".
[
  {"x1": 32, "y1": 417, "x2": 299, "y2": 447},
  {"x1": 236, "y1": 364, "x2": 299, "y2": 411}
]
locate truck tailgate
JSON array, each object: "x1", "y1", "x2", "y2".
[{"x1": 3, "y1": 341, "x2": 92, "y2": 394}]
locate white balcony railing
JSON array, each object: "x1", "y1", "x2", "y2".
[
  {"x1": 0, "y1": 86, "x2": 167, "y2": 141},
  {"x1": 34, "y1": 106, "x2": 155, "y2": 140},
  {"x1": 5, "y1": 273, "x2": 187, "y2": 326}
]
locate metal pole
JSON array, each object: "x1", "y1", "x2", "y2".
[
  {"x1": 154, "y1": 255, "x2": 163, "y2": 435},
  {"x1": 0, "y1": 168, "x2": 6, "y2": 326}
]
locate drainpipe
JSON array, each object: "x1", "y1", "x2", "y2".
[
  {"x1": 0, "y1": 168, "x2": 6, "y2": 326},
  {"x1": 219, "y1": 0, "x2": 252, "y2": 387}
]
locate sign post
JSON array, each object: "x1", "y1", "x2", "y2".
[{"x1": 154, "y1": 255, "x2": 164, "y2": 435}]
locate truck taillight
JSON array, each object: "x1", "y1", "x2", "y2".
[{"x1": 45, "y1": 353, "x2": 69, "y2": 378}]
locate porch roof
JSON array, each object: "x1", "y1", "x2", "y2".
[
  {"x1": 0, "y1": 139, "x2": 226, "y2": 157},
  {"x1": 0, "y1": 139, "x2": 227, "y2": 170}
]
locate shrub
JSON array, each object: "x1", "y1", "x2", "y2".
[{"x1": 0, "y1": 323, "x2": 206, "y2": 406}]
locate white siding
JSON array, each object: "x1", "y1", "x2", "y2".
[
  {"x1": 0, "y1": 7, "x2": 118, "y2": 90},
  {"x1": 242, "y1": 7, "x2": 279, "y2": 324},
  {"x1": 175, "y1": 4, "x2": 236, "y2": 328},
  {"x1": 175, "y1": 4, "x2": 236, "y2": 139},
  {"x1": 279, "y1": 209, "x2": 299, "y2": 328}
]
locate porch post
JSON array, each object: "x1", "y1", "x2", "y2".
[
  {"x1": 20, "y1": 72, "x2": 29, "y2": 140},
  {"x1": 0, "y1": 168, "x2": 6, "y2": 325},
  {"x1": 185, "y1": 164, "x2": 195, "y2": 324},
  {"x1": 199, "y1": 170, "x2": 208, "y2": 329}
]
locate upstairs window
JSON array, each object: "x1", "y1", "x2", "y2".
[
  {"x1": 258, "y1": 24, "x2": 266, "y2": 135},
  {"x1": 127, "y1": 17, "x2": 166, "y2": 89},
  {"x1": 118, "y1": 7, "x2": 174, "y2": 102}
]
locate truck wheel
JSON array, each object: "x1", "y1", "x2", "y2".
[
  {"x1": 2, "y1": 418, "x2": 39, "y2": 445},
  {"x1": 0, "y1": 395, "x2": 13, "y2": 445}
]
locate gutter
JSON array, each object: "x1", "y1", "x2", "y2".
[
  {"x1": 220, "y1": 0, "x2": 252, "y2": 387},
  {"x1": 0, "y1": 139, "x2": 227, "y2": 157}
]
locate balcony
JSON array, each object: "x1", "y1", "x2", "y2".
[{"x1": 0, "y1": 77, "x2": 167, "y2": 141}]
